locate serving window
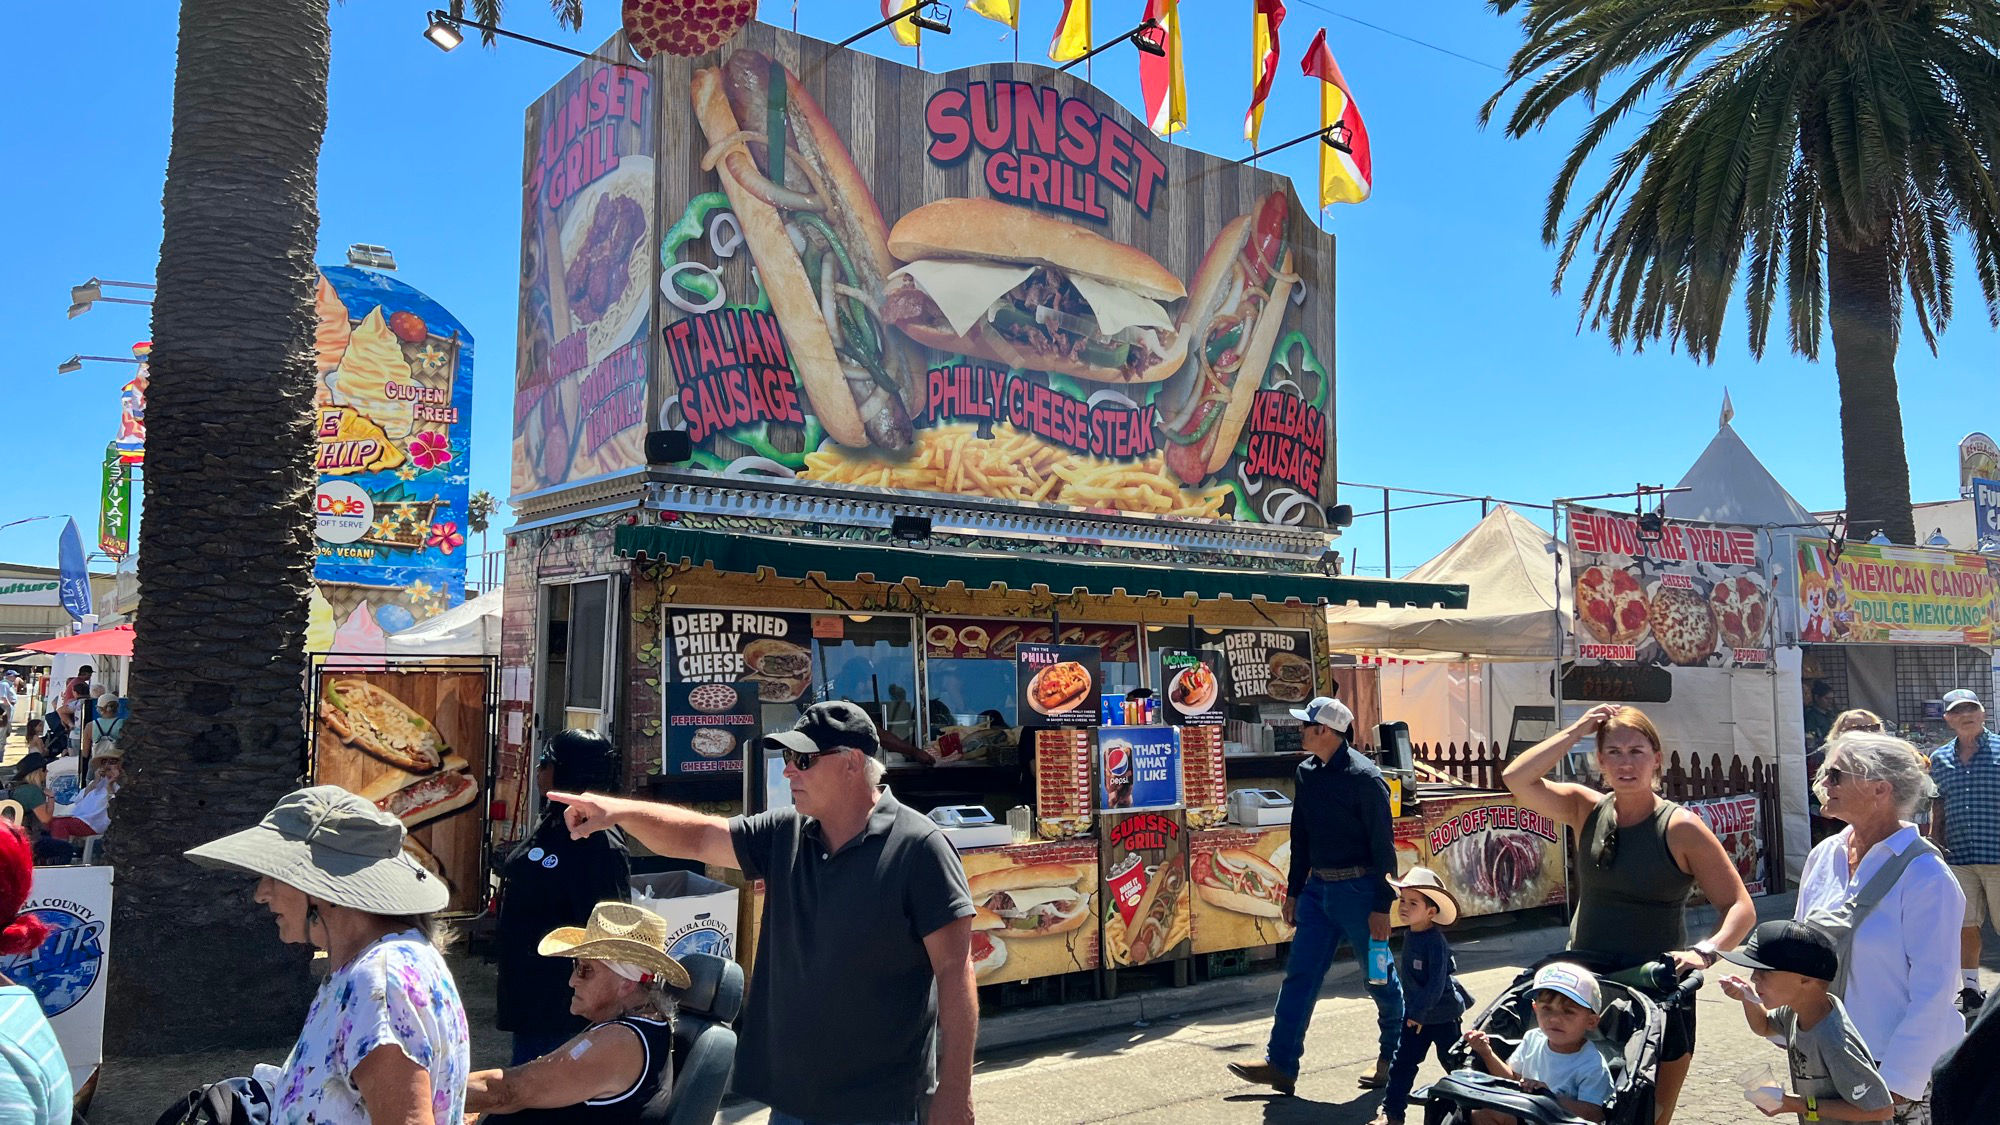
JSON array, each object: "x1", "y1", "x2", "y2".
[
  {"x1": 918, "y1": 619, "x2": 1143, "y2": 764},
  {"x1": 808, "y1": 615, "x2": 921, "y2": 756}
]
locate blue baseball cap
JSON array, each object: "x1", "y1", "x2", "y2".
[
  {"x1": 1943, "y1": 689, "x2": 1983, "y2": 713},
  {"x1": 1290, "y1": 696, "x2": 1354, "y2": 733}
]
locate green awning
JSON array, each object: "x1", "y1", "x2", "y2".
[{"x1": 614, "y1": 525, "x2": 1467, "y2": 609}]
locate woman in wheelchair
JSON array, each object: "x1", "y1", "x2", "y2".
[{"x1": 469, "y1": 901, "x2": 690, "y2": 1123}]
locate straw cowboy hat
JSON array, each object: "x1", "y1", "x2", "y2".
[
  {"x1": 185, "y1": 785, "x2": 448, "y2": 916},
  {"x1": 1387, "y1": 866, "x2": 1461, "y2": 926},
  {"x1": 538, "y1": 901, "x2": 692, "y2": 990}
]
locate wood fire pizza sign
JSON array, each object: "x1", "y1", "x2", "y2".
[{"x1": 1566, "y1": 505, "x2": 1772, "y2": 669}]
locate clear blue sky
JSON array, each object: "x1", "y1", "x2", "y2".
[{"x1": 3, "y1": 2, "x2": 1992, "y2": 576}]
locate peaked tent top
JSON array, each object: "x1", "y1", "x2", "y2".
[
  {"x1": 1324, "y1": 505, "x2": 1569, "y2": 662},
  {"x1": 1669, "y1": 423, "x2": 1817, "y2": 529}
]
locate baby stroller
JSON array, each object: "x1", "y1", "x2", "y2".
[{"x1": 1415, "y1": 951, "x2": 1703, "y2": 1125}]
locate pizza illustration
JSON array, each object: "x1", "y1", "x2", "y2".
[
  {"x1": 1576, "y1": 565, "x2": 1649, "y2": 646},
  {"x1": 1709, "y1": 574, "x2": 1770, "y2": 650},
  {"x1": 1648, "y1": 584, "x2": 1719, "y2": 665}
]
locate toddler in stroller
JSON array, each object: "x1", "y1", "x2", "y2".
[{"x1": 1417, "y1": 953, "x2": 1702, "y2": 1125}]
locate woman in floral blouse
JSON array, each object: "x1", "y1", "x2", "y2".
[{"x1": 188, "y1": 785, "x2": 469, "y2": 1124}]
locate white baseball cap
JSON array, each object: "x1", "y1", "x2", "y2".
[
  {"x1": 1532, "y1": 961, "x2": 1602, "y2": 1012},
  {"x1": 1290, "y1": 696, "x2": 1354, "y2": 734},
  {"x1": 1943, "y1": 689, "x2": 1983, "y2": 713}
]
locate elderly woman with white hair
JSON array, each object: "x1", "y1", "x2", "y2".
[
  {"x1": 1795, "y1": 731, "x2": 1966, "y2": 1124},
  {"x1": 467, "y1": 900, "x2": 689, "y2": 1123}
]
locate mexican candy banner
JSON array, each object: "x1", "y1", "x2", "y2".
[{"x1": 1796, "y1": 540, "x2": 1997, "y2": 645}]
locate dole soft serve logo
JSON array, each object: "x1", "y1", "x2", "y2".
[{"x1": 315, "y1": 481, "x2": 374, "y2": 545}]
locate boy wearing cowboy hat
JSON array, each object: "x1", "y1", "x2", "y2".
[{"x1": 1372, "y1": 867, "x2": 1471, "y2": 1125}]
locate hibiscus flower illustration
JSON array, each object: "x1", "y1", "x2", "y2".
[
  {"x1": 426, "y1": 521, "x2": 464, "y2": 555},
  {"x1": 408, "y1": 431, "x2": 453, "y2": 470}
]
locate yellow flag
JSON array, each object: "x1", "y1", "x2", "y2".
[
  {"x1": 884, "y1": 0, "x2": 920, "y2": 47},
  {"x1": 1050, "y1": 0, "x2": 1092, "y2": 62},
  {"x1": 968, "y1": 0, "x2": 1020, "y2": 27}
]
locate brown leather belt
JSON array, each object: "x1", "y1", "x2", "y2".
[{"x1": 1310, "y1": 865, "x2": 1369, "y2": 882}]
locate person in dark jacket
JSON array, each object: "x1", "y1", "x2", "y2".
[
  {"x1": 496, "y1": 729, "x2": 632, "y2": 1064},
  {"x1": 1932, "y1": 985, "x2": 2000, "y2": 1122},
  {"x1": 1371, "y1": 868, "x2": 1467, "y2": 1125},
  {"x1": 1230, "y1": 696, "x2": 1405, "y2": 1096}
]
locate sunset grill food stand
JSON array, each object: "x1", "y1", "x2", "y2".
[{"x1": 499, "y1": 24, "x2": 1466, "y2": 994}]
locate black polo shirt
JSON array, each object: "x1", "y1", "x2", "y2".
[{"x1": 729, "y1": 790, "x2": 974, "y2": 1123}]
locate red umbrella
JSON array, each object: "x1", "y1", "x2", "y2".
[{"x1": 23, "y1": 625, "x2": 135, "y2": 657}]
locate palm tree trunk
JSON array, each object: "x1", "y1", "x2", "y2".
[
  {"x1": 108, "y1": 0, "x2": 330, "y2": 1052},
  {"x1": 1824, "y1": 225, "x2": 1917, "y2": 546}
]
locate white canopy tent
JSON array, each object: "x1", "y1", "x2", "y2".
[
  {"x1": 1324, "y1": 505, "x2": 1567, "y2": 662},
  {"x1": 385, "y1": 590, "x2": 501, "y2": 657}
]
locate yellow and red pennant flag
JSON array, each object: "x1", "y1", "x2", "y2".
[
  {"x1": 883, "y1": 0, "x2": 920, "y2": 47},
  {"x1": 967, "y1": 0, "x2": 1019, "y2": 27},
  {"x1": 1245, "y1": 0, "x2": 1286, "y2": 144},
  {"x1": 1138, "y1": 0, "x2": 1186, "y2": 137},
  {"x1": 1050, "y1": 0, "x2": 1092, "y2": 62},
  {"x1": 1300, "y1": 28, "x2": 1372, "y2": 205}
]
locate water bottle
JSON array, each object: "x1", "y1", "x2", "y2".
[{"x1": 1367, "y1": 939, "x2": 1393, "y2": 986}]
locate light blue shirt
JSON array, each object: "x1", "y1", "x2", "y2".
[
  {"x1": 0, "y1": 985, "x2": 71, "y2": 1124},
  {"x1": 1512, "y1": 1027, "x2": 1614, "y2": 1108}
]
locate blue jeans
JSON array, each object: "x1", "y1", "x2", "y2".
[
  {"x1": 1266, "y1": 877, "x2": 1405, "y2": 1074},
  {"x1": 1381, "y1": 1019, "x2": 1462, "y2": 1120}
]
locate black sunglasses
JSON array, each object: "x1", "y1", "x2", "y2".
[
  {"x1": 782, "y1": 746, "x2": 854, "y2": 771},
  {"x1": 1820, "y1": 764, "x2": 1869, "y2": 788},
  {"x1": 1591, "y1": 822, "x2": 1619, "y2": 868}
]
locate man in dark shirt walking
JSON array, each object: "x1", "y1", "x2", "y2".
[
  {"x1": 1230, "y1": 696, "x2": 1404, "y2": 1096},
  {"x1": 552, "y1": 701, "x2": 979, "y2": 1125}
]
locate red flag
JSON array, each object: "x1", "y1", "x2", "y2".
[
  {"x1": 1138, "y1": 0, "x2": 1185, "y2": 137},
  {"x1": 1245, "y1": 0, "x2": 1286, "y2": 144},
  {"x1": 1300, "y1": 28, "x2": 1372, "y2": 205}
]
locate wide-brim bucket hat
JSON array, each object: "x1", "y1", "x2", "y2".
[
  {"x1": 185, "y1": 784, "x2": 448, "y2": 916},
  {"x1": 538, "y1": 901, "x2": 691, "y2": 989}
]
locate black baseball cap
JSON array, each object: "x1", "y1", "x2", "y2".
[
  {"x1": 1719, "y1": 920, "x2": 1839, "y2": 982},
  {"x1": 761, "y1": 700, "x2": 881, "y2": 758}
]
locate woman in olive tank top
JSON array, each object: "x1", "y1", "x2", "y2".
[{"x1": 1503, "y1": 704, "x2": 1756, "y2": 1125}]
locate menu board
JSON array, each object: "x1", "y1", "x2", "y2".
[
  {"x1": 1189, "y1": 826, "x2": 1293, "y2": 953},
  {"x1": 1180, "y1": 726, "x2": 1228, "y2": 829},
  {"x1": 1157, "y1": 649, "x2": 1224, "y2": 727},
  {"x1": 1034, "y1": 729, "x2": 1093, "y2": 840},
  {"x1": 1219, "y1": 628, "x2": 1315, "y2": 705},
  {"x1": 1099, "y1": 727, "x2": 1181, "y2": 812},
  {"x1": 1100, "y1": 809, "x2": 1191, "y2": 968},
  {"x1": 926, "y1": 619, "x2": 1139, "y2": 664},
  {"x1": 963, "y1": 840, "x2": 1099, "y2": 985},
  {"x1": 664, "y1": 681, "x2": 756, "y2": 775},
  {"x1": 666, "y1": 609, "x2": 814, "y2": 703},
  {"x1": 1017, "y1": 643, "x2": 1101, "y2": 728}
]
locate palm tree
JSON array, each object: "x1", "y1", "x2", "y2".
[
  {"x1": 110, "y1": 0, "x2": 581, "y2": 1052},
  {"x1": 1485, "y1": 0, "x2": 2000, "y2": 545}
]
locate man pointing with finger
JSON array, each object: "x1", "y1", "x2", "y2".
[
  {"x1": 1229, "y1": 695, "x2": 1403, "y2": 1096},
  {"x1": 551, "y1": 701, "x2": 978, "y2": 1125}
]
